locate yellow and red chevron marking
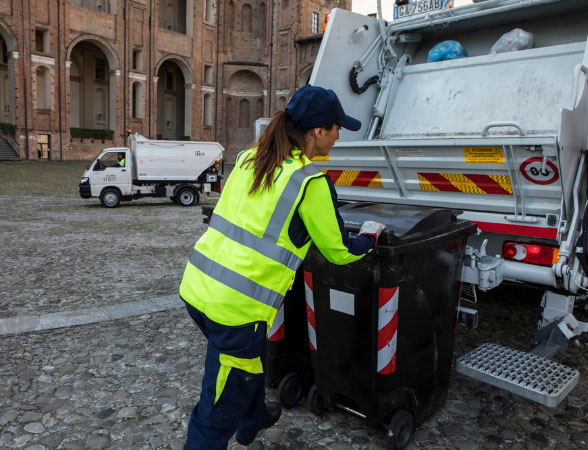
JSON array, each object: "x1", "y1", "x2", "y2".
[
  {"x1": 418, "y1": 173, "x2": 512, "y2": 195},
  {"x1": 322, "y1": 170, "x2": 383, "y2": 188}
]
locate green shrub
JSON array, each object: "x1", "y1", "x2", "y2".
[
  {"x1": 179, "y1": 135, "x2": 191, "y2": 141},
  {"x1": 156, "y1": 134, "x2": 163, "y2": 140},
  {"x1": 70, "y1": 128, "x2": 114, "y2": 141},
  {"x1": 0, "y1": 123, "x2": 16, "y2": 136}
]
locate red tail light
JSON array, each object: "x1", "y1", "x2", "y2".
[
  {"x1": 323, "y1": 10, "x2": 332, "y2": 34},
  {"x1": 502, "y1": 241, "x2": 559, "y2": 267}
]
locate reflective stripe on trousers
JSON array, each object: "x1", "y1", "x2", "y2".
[{"x1": 184, "y1": 302, "x2": 268, "y2": 450}]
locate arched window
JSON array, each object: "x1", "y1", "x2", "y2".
[
  {"x1": 239, "y1": 99, "x2": 249, "y2": 128},
  {"x1": 132, "y1": 82, "x2": 143, "y2": 119},
  {"x1": 95, "y1": 88, "x2": 106, "y2": 123},
  {"x1": 205, "y1": 0, "x2": 214, "y2": 22},
  {"x1": 226, "y1": 97, "x2": 234, "y2": 128},
  {"x1": 258, "y1": 3, "x2": 266, "y2": 40},
  {"x1": 203, "y1": 94, "x2": 212, "y2": 126},
  {"x1": 35, "y1": 67, "x2": 50, "y2": 109},
  {"x1": 278, "y1": 96, "x2": 287, "y2": 111},
  {"x1": 255, "y1": 98, "x2": 263, "y2": 120},
  {"x1": 166, "y1": 3, "x2": 176, "y2": 30},
  {"x1": 227, "y1": 1, "x2": 235, "y2": 43},
  {"x1": 241, "y1": 4, "x2": 252, "y2": 33}
]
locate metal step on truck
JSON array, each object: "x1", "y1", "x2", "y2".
[
  {"x1": 78, "y1": 134, "x2": 223, "y2": 208},
  {"x1": 307, "y1": 0, "x2": 588, "y2": 408}
]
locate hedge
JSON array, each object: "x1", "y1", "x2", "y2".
[
  {"x1": 70, "y1": 128, "x2": 114, "y2": 141},
  {"x1": 0, "y1": 123, "x2": 16, "y2": 136}
]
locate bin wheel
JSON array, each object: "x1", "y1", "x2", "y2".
[
  {"x1": 305, "y1": 384, "x2": 322, "y2": 415},
  {"x1": 385, "y1": 410, "x2": 413, "y2": 449},
  {"x1": 277, "y1": 373, "x2": 303, "y2": 409}
]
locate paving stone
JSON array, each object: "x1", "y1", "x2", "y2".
[
  {"x1": 318, "y1": 421, "x2": 333, "y2": 431},
  {"x1": 117, "y1": 406, "x2": 137, "y2": 419},
  {"x1": 23, "y1": 423, "x2": 44, "y2": 434},
  {"x1": 18, "y1": 412, "x2": 42, "y2": 423},
  {"x1": 85, "y1": 436, "x2": 109, "y2": 449},
  {"x1": 500, "y1": 429, "x2": 517, "y2": 440},
  {"x1": 286, "y1": 428, "x2": 303, "y2": 440}
]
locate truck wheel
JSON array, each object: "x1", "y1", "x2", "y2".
[
  {"x1": 100, "y1": 188, "x2": 121, "y2": 208},
  {"x1": 277, "y1": 372, "x2": 303, "y2": 409},
  {"x1": 176, "y1": 188, "x2": 198, "y2": 207},
  {"x1": 385, "y1": 410, "x2": 413, "y2": 449}
]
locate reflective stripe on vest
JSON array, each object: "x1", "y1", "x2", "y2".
[
  {"x1": 189, "y1": 248, "x2": 285, "y2": 309},
  {"x1": 187, "y1": 164, "x2": 322, "y2": 310},
  {"x1": 264, "y1": 165, "x2": 322, "y2": 239},
  {"x1": 209, "y1": 214, "x2": 302, "y2": 271}
]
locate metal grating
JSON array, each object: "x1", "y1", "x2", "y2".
[{"x1": 456, "y1": 343, "x2": 579, "y2": 407}]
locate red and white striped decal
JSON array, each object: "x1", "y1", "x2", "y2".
[
  {"x1": 304, "y1": 272, "x2": 317, "y2": 351},
  {"x1": 268, "y1": 301, "x2": 285, "y2": 341},
  {"x1": 378, "y1": 287, "x2": 399, "y2": 375}
]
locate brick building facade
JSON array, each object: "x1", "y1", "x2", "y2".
[{"x1": 0, "y1": 0, "x2": 349, "y2": 162}]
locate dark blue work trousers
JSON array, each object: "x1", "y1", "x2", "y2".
[{"x1": 184, "y1": 301, "x2": 268, "y2": 450}]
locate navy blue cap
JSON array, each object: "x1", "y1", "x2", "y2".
[{"x1": 286, "y1": 85, "x2": 361, "y2": 131}]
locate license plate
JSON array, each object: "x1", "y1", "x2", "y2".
[{"x1": 394, "y1": 0, "x2": 452, "y2": 19}]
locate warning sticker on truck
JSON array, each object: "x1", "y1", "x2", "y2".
[
  {"x1": 312, "y1": 155, "x2": 330, "y2": 162},
  {"x1": 519, "y1": 157, "x2": 559, "y2": 185},
  {"x1": 322, "y1": 170, "x2": 383, "y2": 188},
  {"x1": 463, "y1": 147, "x2": 504, "y2": 164},
  {"x1": 418, "y1": 172, "x2": 512, "y2": 195}
]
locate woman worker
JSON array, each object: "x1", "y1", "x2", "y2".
[{"x1": 179, "y1": 85, "x2": 386, "y2": 449}]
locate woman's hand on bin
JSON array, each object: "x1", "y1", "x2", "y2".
[{"x1": 359, "y1": 221, "x2": 386, "y2": 248}]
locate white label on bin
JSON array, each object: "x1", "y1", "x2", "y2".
[{"x1": 329, "y1": 289, "x2": 355, "y2": 316}]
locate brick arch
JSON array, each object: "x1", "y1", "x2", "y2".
[
  {"x1": 226, "y1": 69, "x2": 264, "y2": 95},
  {"x1": 0, "y1": 19, "x2": 18, "y2": 52},
  {"x1": 154, "y1": 55, "x2": 194, "y2": 85},
  {"x1": 66, "y1": 35, "x2": 120, "y2": 70},
  {"x1": 298, "y1": 64, "x2": 314, "y2": 88}
]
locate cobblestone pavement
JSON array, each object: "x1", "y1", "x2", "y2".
[
  {"x1": 1, "y1": 163, "x2": 587, "y2": 449},
  {"x1": 0, "y1": 193, "x2": 216, "y2": 319}
]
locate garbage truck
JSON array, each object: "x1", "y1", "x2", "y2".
[
  {"x1": 78, "y1": 135, "x2": 223, "y2": 208},
  {"x1": 300, "y1": 0, "x2": 587, "y2": 412}
]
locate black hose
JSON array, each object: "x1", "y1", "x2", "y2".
[{"x1": 349, "y1": 66, "x2": 379, "y2": 95}]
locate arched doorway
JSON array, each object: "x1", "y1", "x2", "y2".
[
  {"x1": 224, "y1": 70, "x2": 264, "y2": 158},
  {"x1": 68, "y1": 40, "x2": 117, "y2": 136},
  {"x1": 156, "y1": 59, "x2": 192, "y2": 140},
  {"x1": 0, "y1": 28, "x2": 16, "y2": 126}
]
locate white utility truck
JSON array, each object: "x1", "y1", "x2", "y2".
[
  {"x1": 78, "y1": 135, "x2": 223, "y2": 208},
  {"x1": 307, "y1": 0, "x2": 588, "y2": 407}
]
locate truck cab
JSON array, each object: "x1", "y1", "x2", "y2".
[{"x1": 78, "y1": 148, "x2": 131, "y2": 207}]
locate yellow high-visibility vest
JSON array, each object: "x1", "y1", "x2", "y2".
[{"x1": 180, "y1": 148, "x2": 325, "y2": 327}]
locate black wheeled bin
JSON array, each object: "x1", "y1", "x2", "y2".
[
  {"x1": 265, "y1": 268, "x2": 315, "y2": 408},
  {"x1": 304, "y1": 203, "x2": 476, "y2": 447}
]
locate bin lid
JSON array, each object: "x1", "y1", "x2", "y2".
[{"x1": 339, "y1": 203, "x2": 462, "y2": 245}]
